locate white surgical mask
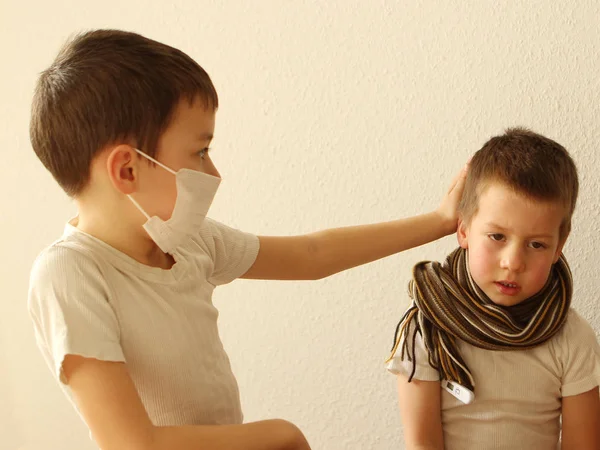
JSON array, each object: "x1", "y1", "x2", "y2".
[{"x1": 128, "y1": 149, "x2": 221, "y2": 254}]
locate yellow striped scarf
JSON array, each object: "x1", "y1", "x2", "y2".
[{"x1": 387, "y1": 247, "x2": 572, "y2": 391}]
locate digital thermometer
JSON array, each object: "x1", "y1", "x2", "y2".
[{"x1": 442, "y1": 380, "x2": 475, "y2": 404}]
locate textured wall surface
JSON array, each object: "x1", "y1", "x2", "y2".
[{"x1": 1, "y1": 1, "x2": 599, "y2": 449}]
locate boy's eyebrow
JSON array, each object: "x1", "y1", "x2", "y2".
[
  {"x1": 485, "y1": 222, "x2": 555, "y2": 238},
  {"x1": 197, "y1": 133, "x2": 213, "y2": 141}
]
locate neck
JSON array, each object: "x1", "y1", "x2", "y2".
[{"x1": 75, "y1": 202, "x2": 175, "y2": 270}]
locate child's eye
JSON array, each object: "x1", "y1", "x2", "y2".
[
  {"x1": 529, "y1": 241, "x2": 547, "y2": 250},
  {"x1": 198, "y1": 148, "x2": 211, "y2": 160},
  {"x1": 488, "y1": 233, "x2": 505, "y2": 242}
]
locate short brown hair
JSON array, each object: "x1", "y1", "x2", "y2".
[
  {"x1": 30, "y1": 29, "x2": 218, "y2": 196},
  {"x1": 459, "y1": 127, "x2": 579, "y2": 240}
]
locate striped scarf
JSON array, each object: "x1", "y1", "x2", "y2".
[{"x1": 387, "y1": 247, "x2": 572, "y2": 391}]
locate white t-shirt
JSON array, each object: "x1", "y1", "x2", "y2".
[
  {"x1": 28, "y1": 218, "x2": 259, "y2": 426},
  {"x1": 387, "y1": 308, "x2": 600, "y2": 450}
]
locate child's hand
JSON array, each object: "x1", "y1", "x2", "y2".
[{"x1": 436, "y1": 161, "x2": 469, "y2": 235}]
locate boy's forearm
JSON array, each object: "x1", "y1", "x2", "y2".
[
  {"x1": 312, "y1": 211, "x2": 454, "y2": 278},
  {"x1": 151, "y1": 419, "x2": 311, "y2": 450},
  {"x1": 407, "y1": 446, "x2": 445, "y2": 450}
]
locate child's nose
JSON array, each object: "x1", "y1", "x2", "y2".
[
  {"x1": 204, "y1": 155, "x2": 221, "y2": 178},
  {"x1": 500, "y1": 245, "x2": 526, "y2": 273}
]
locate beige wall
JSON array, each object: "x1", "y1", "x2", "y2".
[{"x1": 1, "y1": 1, "x2": 599, "y2": 449}]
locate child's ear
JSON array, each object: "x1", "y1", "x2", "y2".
[
  {"x1": 553, "y1": 234, "x2": 569, "y2": 263},
  {"x1": 106, "y1": 145, "x2": 138, "y2": 195},
  {"x1": 457, "y1": 218, "x2": 469, "y2": 249}
]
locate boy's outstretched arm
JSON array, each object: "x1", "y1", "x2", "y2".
[
  {"x1": 561, "y1": 386, "x2": 600, "y2": 450},
  {"x1": 62, "y1": 355, "x2": 311, "y2": 450},
  {"x1": 242, "y1": 164, "x2": 468, "y2": 281}
]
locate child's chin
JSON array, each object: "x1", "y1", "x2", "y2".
[{"x1": 488, "y1": 295, "x2": 525, "y2": 307}]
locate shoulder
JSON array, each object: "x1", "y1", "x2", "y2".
[
  {"x1": 386, "y1": 305, "x2": 441, "y2": 382},
  {"x1": 28, "y1": 240, "x2": 111, "y2": 315},
  {"x1": 550, "y1": 309, "x2": 600, "y2": 396},
  {"x1": 189, "y1": 218, "x2": 258, "y2": 253},
  {"x1": 30, "y1": 240, "x2": 103, "y2": 284},
  {"x1": 556, "y1": 309, "x2": 598, "y2": 344},
  {"x1": 551, "y1": 308, "x2": 600, "y2": 371},
  {"x1": 202, "y1": 217, "x2": 252, "y2": 240}
]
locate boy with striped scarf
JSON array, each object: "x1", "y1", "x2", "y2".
[{"x1": 387, "y1": 128, "x2": 600, "y2": 450}]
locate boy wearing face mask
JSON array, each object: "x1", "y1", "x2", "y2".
[
  {"x1": 386, "y1": 128, "x2": 600, "y2": 450},
  {"x1": 28, "y1": 30, "x2": 466, "y2": 450}
]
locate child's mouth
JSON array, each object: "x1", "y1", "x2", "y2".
[{"x1": 494, "y1": 280, "x2": 521, "y2": 296}]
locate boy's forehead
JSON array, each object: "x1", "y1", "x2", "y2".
[
  {"x1": 474, "y1": 182, "x2": 565, "y2": 233},
  {"x1": 167, "y1": 98, "x2": 216, "y2": 136}
]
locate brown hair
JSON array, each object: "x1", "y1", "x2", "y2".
[
  {"x1": 30, "y1": 29, "x2": 218, "y2": 196},
  {"x1": 459, "y1": 127, "x2": 579, "y2": 240}
]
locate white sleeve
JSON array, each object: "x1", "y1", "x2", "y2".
[
  {"x1": 558, "y1": 310, "x2": 600, "y2": 397},
  {"x1": 203, "y1": 218, "x2": 260, "y2": 286},
  {"x1": 386, "y1": 309, "x2": 441, "y2": 381},
  {"x1": 27, "y1": 245, "x2": 125, "y2": 384}
]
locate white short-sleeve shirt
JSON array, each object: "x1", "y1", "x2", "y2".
[
  {"x1": 28, "y1": 218, "x2": 259, "y2": 426},
  {"x1": 387, "y1": 308, "x2": 600, "y2": 450}
]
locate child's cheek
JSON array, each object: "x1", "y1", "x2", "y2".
[
  {"x1": 146, "y1": 179, "x2": 178, "y2": 220},
  {"x1": 529, "y1": 260, "x2": 555, "y2": 293},
  {"x1": 468, "y1": 241, "x2": 496, "y2": 284}
]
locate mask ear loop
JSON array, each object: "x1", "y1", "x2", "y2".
[
  {"x1": 128, "y1": 195, "x2": 151, "y2": 220},
  {"x1": 127, "y1": 149, "x2": 177, "y2": 219},
  {"x1": 134, "y1": 148, "x2": 177, "y2": 175}
]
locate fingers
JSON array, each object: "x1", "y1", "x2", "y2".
[{"x1": 447, "y1": 159, "x2": 470, "y2": 195}]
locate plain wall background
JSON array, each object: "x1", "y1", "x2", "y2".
[{"x1": 1, "y1": 1, "x2": 599, "y2": 449}]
